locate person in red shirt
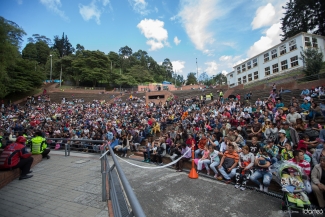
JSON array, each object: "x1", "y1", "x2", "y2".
[
  {"x1": 288, "y1": 150, "x2": 312, "y2": 193},
  {"x1": 185, "y1": 134, "x2": 195, "y2": 148},
  {"x1": 0, "y1": 136, "x2": 34, "y2": 180},
  {"x1": 195, "y1": 136, "x2": 207, "y2": 159}
]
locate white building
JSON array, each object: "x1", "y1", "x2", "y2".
[{"x1": 227, "y1": 32, "x2": 325, "y2": 87}]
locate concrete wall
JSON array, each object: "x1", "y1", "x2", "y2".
[{"x1": 145, "y1": 90, "x2": 173, "y2": 104}]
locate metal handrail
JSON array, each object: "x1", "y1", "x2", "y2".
[
  {"x1": 296, "y1": 72, "x2": 325, "y2": 83},
  {"x1": 106, "y1": 143, "x2": 146, "y2": 217}
]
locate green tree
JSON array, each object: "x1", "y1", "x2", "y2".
[
  {"x1": 162, "y1": 58, "x2": 173, "y2": 80},
  {"x1": 186, "y1": 72, "x2": 197, "y2": 85},
  {"x1": 300, "y1": 47, "x2": 324, "y2": 76},
  {"x1": 128, "y1": 65, "x2": 154, "y2": 84},
  {"x1": 0, "y1": 16, "x2": 26, "y2": 98},
  {"x1": 53, "y1": 32, "x2": 75, "y2": 57},
  {"x1": 214, "y1": 73, "x2": 227, "y2": 85},
  {"x1": 281, "y1": 0, "x2": 325, "y2": 41}
]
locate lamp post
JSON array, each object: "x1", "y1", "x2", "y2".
[{"x1": 50, "y1": 54, "x2": 52, "y2": 82}]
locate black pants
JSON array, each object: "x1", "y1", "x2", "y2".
[
  {"x1": 42, "y1": 148, "x2": 50, "y2": 158},
  {"x1": 12, "y1": 157, "x2": 33, "y2": 176},
  {"x1": 152, "y1": 154, "x2": 163, "y2": 163}
]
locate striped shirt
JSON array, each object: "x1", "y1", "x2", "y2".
[
  {"x1": 223, "y1": 151, "x2": 239, "y2": 164},
  {"x1": 288, "y1": 158, "x2": 310, "y2": 176}
]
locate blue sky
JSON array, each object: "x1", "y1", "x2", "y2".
[{"x1": 0, "y1": 0, "x2": 286, "y2": 78}]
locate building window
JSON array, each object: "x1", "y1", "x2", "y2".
[
  {"x1": 289, "y1": 39, "x2": 297, "y2": 51},
  {"x1": 243, "y1": 76, "x2": 247, "y2": 83},
  {"x1": 247, "y1": 61, "x2": 251, "y2": 70},
  {"x1": 280, "y1": 44, "x2": 286, "y2": 55},
  {"x1": 290, "y1": 56, "x2": 298, "y2": 67},
  {"x1": 281, "y1": 60, "x2": 288, "y2": 70},
  {"x1": 254, "y1": 71, "x2": 258, "y2": 80},
  {"x1": 264, "y1": 53, "x2": 269, "y2": 62},
  {"x1": 272, "y1": 63, "x2": 279, "y2": 73},
  {"x1": 312, "y1": 37, "x2": 318, "y2": 48},
  {"x1": 265, "y1": 67, "x2": 270, "y2": 76},
  {"x1": 271, "y1": 49, "x2": 277, "y2": 59},
  {"x1": 230, "y1": 74, "x2": 233, "y2": 78},
  {"x1": 242, "y1": 64, "x2": 246, "y2": 72},
  {"x1": 248, "y1": 74, "x2": 252, "y2": 81},
  {"x1": 238, "y1": 78, "x2": 241, "y2": 85},
  {"x1": 305, "y1": 37, "x2": 311, "y2": 47},
  {"x1": 253, "y1": 58, "x2": 257, "y2": 67},
  {"x1": 237, "y1": 67, "x2": 241, "y2": 74}
]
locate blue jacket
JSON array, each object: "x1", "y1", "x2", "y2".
[{"x1": 300, "y1": 102, "x2": 311, "y2": 111}]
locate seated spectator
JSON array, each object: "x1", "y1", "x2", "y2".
[
  {"x1": 195, "y1": 135, "x2": 207, "y2": 159},
  {"x1": 312, "y1": 139, "x2": 325, "y2": 166},
  {"x1": 235, "y1": 145, "x2": 254, "y2": 191},
  {"x1": 311, "y1": 156, "x2": 325, "y2": 209},
  {"x1": 294, "y1": 118, "x2": 306, "y2": 134},
  {"x1": 308, "y1": 102, "x2": 322, "y2": 120},
  {"x1": 248, "y1": 117, "x2": 263, "y2": 140},
  {"x1": 264, "y1": 139, "x2": 279, "y2": 165},
  {"x1": 280, "y1": 141, "x2": 293, "y2": 161},
  {"x1": 282, "y1": 121, "x2": 300, "y2": 149},
  {"x1": 288, "y1": 150, "x2": 312, "y2": 193},
  {"x1": 276, "y1": 99, "x2": 284, "y2": 109},
  {"x1": 175, "y1": 143, "x2": 192, "y2": 172},
  {"x1": 300, "y1": 99, "x2": 311, "y2": 121},
  {"x1": 286, "y1": 107, "x2": 301, "y2": 125},
  {"x1": 247, "y1": 136, "x2": 260, "y2": 155},
  {"x1": 142, "y1": 139, "x2": 152, "y2": 163},
  {"x1": 234, "y1": 130, "x2": 245, "y2": 148},
  {"x1": 0, "y1": 136, "x2": 33, "y2": 180},
  {"x1": 299, "y1": 147, "x2": 311, "y2": 163},
  {"x1": 151, "y1": 138, "x2": 166, "y2": 166},
  {"x1": 217, "y1": 143, "x2": 239, "y2": 183},
  {"x1": 250, "y1": 147, "x2": 272, "y2": 192},
  {"x1": 196, "y1": 145, "x2": 210, "y2": 174},
  {"x1": 29, "y1": 131, "x2": 50, "y2": 159},
  {"x1": 297, "y1": 134, "x2": 318, "y2": 151},
  {"x1": 265, "y1": 122, "x2": 278, "y2": 141},
  {"x1": 301, "y1": 89, "x2": 310, "y2": 97},
  {"x1": 209, "y1": 145, "x2": 223, "y2": 178}
]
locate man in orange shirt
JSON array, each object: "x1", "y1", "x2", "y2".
[
  {"x1": 217, "y1": 143, "x2": 239, "y2": 183},
  {"x1": 194, "y1": 135, "x2": 207, "y2": 159}
]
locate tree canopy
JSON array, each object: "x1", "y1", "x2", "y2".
[{"x1": 281, "y1": 0, "x2": 325, "y2": 41}]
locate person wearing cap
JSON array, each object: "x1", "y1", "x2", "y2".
[
  {"x1": 312, "y1": 139, "x2": 325, "y2": 166},
  {"x1": 274, "y1": 129, "x2": 290, "y2": 152},
  {"x1": 282, "y1": 121, "x2": 299, "y2": 148},
  {"x1": 311, "y1": 156, "x2": 325, "y2": 210},
  {"x1": 0, "y1": 136, "x2": 33, "y2": 180}
]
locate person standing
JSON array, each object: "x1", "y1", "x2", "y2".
[
  {"x1": 29, "y1": 131, "x2": 50, "y2": 159},
  {"x1": 0, "y1": 136, "x2": 33, "y2": 180}
]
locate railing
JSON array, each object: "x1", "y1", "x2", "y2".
[{"x1": 100, "y1": 143, "x2": 146, "y2": 217}]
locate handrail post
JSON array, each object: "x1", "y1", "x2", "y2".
[
  {"x1": 65, "y1": 143, "x2": 67, "y2": 157},
  {"x1": 101, "y1": 149, "x2": 107, "y2": 202}
]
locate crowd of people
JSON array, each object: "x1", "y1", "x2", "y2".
[{"x1": 0, "y1": 85, "x2": 325, "y2": 210}]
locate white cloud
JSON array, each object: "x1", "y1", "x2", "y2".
[
  {"x1": 137, "y1": 19, "x2": 168, "y2": 51},
  {"x1": 251, "y1": 3, "x2": 275, "y2": 30},
  {"x1": 129, "y1": 0, "x2": 149, "y2": 15},
  {"x1": 39, "y1": 0, "x2": 69, "y2": 20},
  {"x1": 205, "y1": 61, "x2": 218, "y2": 77},
  {"x1": 102, "y1": 0, "x2": 110, "y2": 6},
  {"x1": 247, "y1": 22, "x2": 282, "y2": 58},
  {"x1": 219, "y1": 55, "x2": 232, "y2": 62},
  {"x1": 171, "y1": 60, "x2": 186, "y2": 73},
  {"x1": 79, "y1": 0, "x2": 102, "y2": 25},
  {"x1": 177, "y1": 0, "x2": 220, "y2": 52},
  {"x1": 174, "y1": 36, "x2": 181, "y2": 45}
]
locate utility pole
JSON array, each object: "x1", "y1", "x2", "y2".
[
  {"x1": 196, "y1": 58, "x2": 199, "y2": 83},
  {"x1": 50, "y1": 54, "x2": 52, "y2": 82}
]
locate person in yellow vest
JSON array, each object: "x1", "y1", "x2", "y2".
[
  {"x1": 29, "y1": 131, "x2": 50, "y2": 159},
  {"x1": 219, "y1": 91, "x2": 223, "y2": 97}
]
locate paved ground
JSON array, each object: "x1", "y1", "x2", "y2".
[
  {"x1": 119, "y1": 158, "x2": 304, "y2": 217},
  {"x1": 0, "y1": 152, "x2": 108, "y2": 217},
  {"x1": 0, "y1": 151, "x2": 316, "y2": 217}
]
